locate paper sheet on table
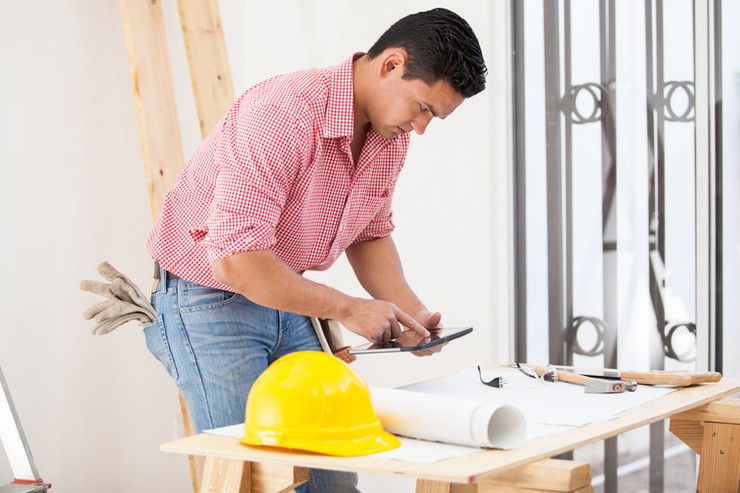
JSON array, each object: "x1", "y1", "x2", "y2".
[{"x1": 406, "y1": 367, "x2": 676, "y2": 439}]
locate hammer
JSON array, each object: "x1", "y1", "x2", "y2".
[{"x1": 533, "y1": 365, "x2": 637, "y2": 394}]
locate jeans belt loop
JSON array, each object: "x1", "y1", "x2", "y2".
[{"x1": 154, "y1": 261, "x2": 173, "y2": 293}]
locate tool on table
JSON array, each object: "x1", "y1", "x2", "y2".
[
  {"x1": 552, "y1": 366, "x2": 722, "y2": 387},
  {"x1": 507, "y1": 363, "x2": 636, "y2": 394},
  {"x1": 477, "y1": 366, "x2": 506, "y2": 388}
]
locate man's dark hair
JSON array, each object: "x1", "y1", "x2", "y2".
[{"x1": 367, "y1": 8, "x2": 487, "y2": 98}]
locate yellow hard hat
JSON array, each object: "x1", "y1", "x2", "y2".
[{"x1": 241, "y1": 351, "x2": 400, "y2": 456}]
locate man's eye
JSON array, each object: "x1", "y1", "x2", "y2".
[{"x1": 420, "y1": 105, "x2": 428, "y2": 112}]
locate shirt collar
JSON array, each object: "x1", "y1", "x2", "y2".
[{"x1": 322, "y1": 53, "x2": 364, "y2": 140}]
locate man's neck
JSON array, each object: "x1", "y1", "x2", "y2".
[
  {"x1": 350, "y1": 54, "x2": 373, "y2": 165},
  {"x1": 352, "y1": 54, "x2": 371, "y2": 132}
]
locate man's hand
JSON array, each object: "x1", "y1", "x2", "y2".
[
  {"x1": 340, "y1": 298, "x2": 430, "y2": 343},
  {"x1": 212, "y1": 246, "x2": 442, "y2": 347},
  {"x1": 406, "y1": 310, "x2": 444, "y2": 357},
  {"x1": 412, "y1": 309, "x2": 443, "y2": 330}
]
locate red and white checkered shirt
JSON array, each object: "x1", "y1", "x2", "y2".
[{"x1": 147, "y1": 54, "x2": 410, "y2": 291}]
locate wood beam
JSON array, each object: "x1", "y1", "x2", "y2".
[
  {"x1": 415, "y1": 459, "x2": 592, "y2": 493},
  {"x1": 200, "y1": 457, "x2": 251, "y2": 493},
  {"x1": 176, "y1": 0, "x2": 235, "y2": 137},
  {"x1": 119, "y1": 0, "x2": 184, "y2": 220},
  {"x1": 670, "y1": 397, "x2": 740, "y2": 492}
]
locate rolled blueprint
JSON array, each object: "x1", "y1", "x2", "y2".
[{"x1": 369, "y1": 386, "x2": 526, "y2": 449}]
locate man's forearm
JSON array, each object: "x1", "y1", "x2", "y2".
[
  {"x1": 212, "y1": 249, "x2": 351, "y2": 320},
  {"x1": 211, "y1": 248, "x2": 429, "y2": 342},
  {"x1": 345, "y1": 236, "x2": 426, "y2": 316}
]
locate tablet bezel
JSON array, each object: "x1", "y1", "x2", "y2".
[{"x1": 347, "y1": 327, "x2": 473, "y2": 355}]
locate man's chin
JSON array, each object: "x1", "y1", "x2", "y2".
[{"x1": 377, "y1": 126, "x2": 405, "y2": 140}]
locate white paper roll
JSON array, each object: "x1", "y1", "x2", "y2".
[{"x1": 370, "y1": 386, "x2": 526, "y2": 449}]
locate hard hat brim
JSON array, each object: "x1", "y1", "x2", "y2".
[{"x1": 240, "y1": 429, "x2": 401, "y2": 457}]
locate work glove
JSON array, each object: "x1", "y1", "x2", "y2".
[{"x1": 80, "y1": 261, "x2": 156, "y2": 335}]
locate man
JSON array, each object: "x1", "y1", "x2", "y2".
[{"x1": 145, "y1": 7, "x2": 486, "y2": 492}]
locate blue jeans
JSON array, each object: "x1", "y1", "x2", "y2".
[{"x1": 144, "y1": 272, "x2": 359, "y2": 493}]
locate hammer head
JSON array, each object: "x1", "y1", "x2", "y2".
[{"x1": 584, "y1": 379, "x2": 627, "y2": 394}]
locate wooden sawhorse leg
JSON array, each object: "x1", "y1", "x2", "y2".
[
  {"x1": 670, "y1": 397, "x2": 740, "y2": 493},
  {"x1": 198, "y1": 458, "x2": 309, "y2": 493},
  {"x1": 415, "y1": 458, "x2": 592, "y2": 493}
]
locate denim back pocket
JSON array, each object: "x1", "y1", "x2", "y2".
[{"x1": 143, "y1": 315, "x2": 179, "y2": 381}]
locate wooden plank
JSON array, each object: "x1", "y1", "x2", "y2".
[
  {"x1": 415, "y1": 460, "x2": 592, "y2": 492},
  {"x1": 177, "y1": 388, "x2": 203, "y2": 491},
  {"x1": 670, "y1": 397, "x2": 740, "y2": 455},
  {"x1": 476, "y1": 485, "x2": 592, "y2": 493},
  {"x1": 251, "y1": 462, "x2": 299, "y2": 493},
  {"x1": 120, "y1": 0, "x2": 197, "y2": 490},
  {"x1": 172, "y1": 2, "x2": 236, "y2": 491},
  {"x1": 199, "y1": 456, "x2": 250, "y2": 493},
  {"x1": 669, "y1": 418, "x2": 703, "y2": 454},
  {"x1": 697, "y1": 421, "x2": 740, "y2": 492},
  {"x1": 416, "y1": 479, "x2": 455, "y2": 493},
  {"x1": 293, "y1": 466, "x2": 311, "y2": 484},
  {"x1": 161, "y1": 377, "x2": 740, "y2": 485},
  {"x1": 451, "y1": 484, "x2": 477, "y2": 493},
  {"x1": 120, "y1": 1, "x2": 237, "y2": 492},
  {"x1": 671, "y1": 397, "x2": 740, "y2": 425},
  {"x1": 479, "y1": 459, "x2": 591, "y2": 492},
  {"x1": 119, "y1": 0, "x2": 185, "y2": 220},
  {"x1": 176, "y1": 0, "x2": 235, "y2": 137}
]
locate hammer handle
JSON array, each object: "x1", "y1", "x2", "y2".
[
  {"x1": 534, "y1": 366, "x2": 589, "y2": 385},
  {"x1": 619, "y1": 370, "x2": 721, "y2": 386}
]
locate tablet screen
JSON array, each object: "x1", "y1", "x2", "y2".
[{"x1": 348, "y1": 327, "x2": 473, "y2": 355}]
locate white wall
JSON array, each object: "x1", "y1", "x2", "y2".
[
  {"x1": 0, "y1": 1, "x2": 191, "y2": 491},
  {"x1": 0, "y1": 1, "x2": 510, "y2": 492}
]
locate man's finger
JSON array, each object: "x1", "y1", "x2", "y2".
[
  {"x1": 427, "y1": 311, "x2": 443, "y2": 328},
  {"x1": 399, "y1": 311, "x2": 430, "y2": 337},
  {"x1": 389, "y1": 319, "x2": 402, "y2": 340},
  {"x1": 379, "y1": 326, "x2": 389, "y2": 343}
]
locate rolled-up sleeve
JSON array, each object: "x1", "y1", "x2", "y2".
[{"x1": 204, "y1": 102, "x2": 308, "y2": 264}]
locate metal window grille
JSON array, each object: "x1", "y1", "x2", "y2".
[{"x1": 511, "y1": 1, "x2": 723, "y2": 491}]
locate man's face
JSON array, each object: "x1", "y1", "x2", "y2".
[{"x1": 368, "y1": 68, "x2": 464, "y2": 140}]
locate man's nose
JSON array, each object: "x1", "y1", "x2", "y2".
[{"x1": 410, "y1": 113, "x2": 433, "y2": 135}]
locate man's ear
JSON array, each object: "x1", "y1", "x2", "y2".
[{"x1": 377, "y1": 49, "x2": 407, "y2": 79}]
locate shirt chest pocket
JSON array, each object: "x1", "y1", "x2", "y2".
[
  {"x1": 350, "y1": 195, "x2": 388, "y2": 232},
  {"x1": 328, "y1": 195, "x2": 387, "y2": 258}
]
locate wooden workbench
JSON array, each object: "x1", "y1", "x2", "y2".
[{"x1": 162, "y1": 374, "x2": 740, "y2": 493}]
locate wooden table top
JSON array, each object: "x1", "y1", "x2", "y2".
[{"x1": 162, "y1": 373, "x2": 740, "y2": 484}]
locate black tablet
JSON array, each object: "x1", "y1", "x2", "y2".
[{"x1": 348, "y1": 327, "x2": 473, "y2": 355}]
